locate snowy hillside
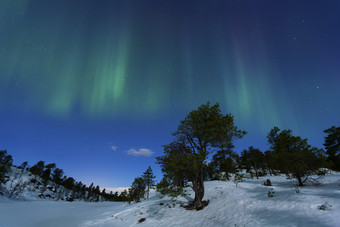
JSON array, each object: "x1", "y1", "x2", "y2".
[
  {"x1": 0, "y1": 166, "x2": 106, "y2": 202},
  {"x1": 1, "y1": 172, "x2": 339, "y2": 227}
]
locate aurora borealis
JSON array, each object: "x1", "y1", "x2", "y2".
[{"x1": 1, "y1": 0, "x2": 339, "y2": 187}]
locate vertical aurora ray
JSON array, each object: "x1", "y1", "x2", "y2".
[
  {"x1": 86, "y1": 26, "x2": 131, "y2": 116},
  {"x1": 218, "y1": 25, "x2": 299, "y2": 133},
  {"x1": 0, "y1": 0, "x2": 338, "y2": 138}
]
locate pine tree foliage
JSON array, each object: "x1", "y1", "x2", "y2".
[
  {"x1": 240, "y1": 146, "x2": 265, "y2": 179},
  {"x1": 0, "y1": 150, "x2": 13, "y2": 186},
  {"x1": 323, "y1": 126, "x2": 340, "y2": 170},
  {"x1": 211, "y1": 147, "x2": 239, "y2": 180},
  {"x1": 52, "y1": 168, "x2": 64, "y2": 184},
  {"x1": 157, "y1": 102, "x2": 246, "y2": 209},
  {"x1": 264, "y1": 150, "x2": 276, "y2": 176},
  {"x1": 267, "y1": 127, "x2": 327, "y2": 186},
  {"x1": 129, "y1": 177, "x2": 146, "y2": 203},
  {"x1": 142, "y1": 166, "x2": 156, "y2": 199},
  {"x1": 30, "y1": 161, "x2": 45, "y2": 180}
]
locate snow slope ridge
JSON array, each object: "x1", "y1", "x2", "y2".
[
  {"x1": 1, "y1": 172, "x2": 339, "y2": 227},
  {"x1": 0, "y1": 166, "x2": 104, "y2": 202},
  {"x1": 92, "y1": 172, "x2": 340, "y2": 227}
]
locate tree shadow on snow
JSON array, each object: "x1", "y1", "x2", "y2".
[{"x1": 250, "y1": 207, "x2": 333, "y2": 227}]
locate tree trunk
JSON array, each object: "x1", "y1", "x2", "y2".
[
  {"x1": 147, "y1": 186, "x2": 149, "y2": 199},
  {"x1": 225, "y1": 171, "x2": 230, "y2": 181},
  {"x1": 297, "y1": 175, "x2": 304, "y2": 186},
  {"x1": 192, "y1": 168, "x2": 205, "y2": 209},
  {"x1": 268, "y1": 168, "x2": 273, "y2": 176}
]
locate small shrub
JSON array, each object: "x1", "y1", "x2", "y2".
[
  {"x1": 66, "y1": 197, "x2": 74, "y2": 202},
  {"x1": 264, "y1": 179, "x2": 272, "y2": 186},
  {"x1": 294, "y1": 186, "x2": 301, "y2": 193},
  {"x1": 267, "y1": 188, "x2": 275, "y2": 197},
  {"x1": 318, "y1": 202, "x2": 332, "y2": 210},
  {"x1": 138, "y1": 218, "x2": 146, "y2": 223}
]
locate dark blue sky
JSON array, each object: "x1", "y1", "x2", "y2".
[{"x1": 1, "y1": 0, "x2": 339, "y2": 187}]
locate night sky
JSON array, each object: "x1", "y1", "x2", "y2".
[{"x1": 1, "y1": 0, "x2": 339, "y2": 187}]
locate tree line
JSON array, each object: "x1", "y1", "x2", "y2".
[
  {"x1": 1, "y1": 102, "x2": 339, "y2": 209},
  {"x1": 0, "y1": 151, "x2": 157, "y2": 203},
  {"x1": 0, "y1": 153, "x2": 130, "y2": 202},
  {"x1": 156, "y1": 102, "x2": 340, "y2": 210}
]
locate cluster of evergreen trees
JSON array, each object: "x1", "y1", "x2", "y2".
[
  {"x1": 128, "y1": 166, "x2": 156, "y2": 203},
  {"x1": 1, "y1": 102, "x2": 339, "y2": 208},
  {"x1": 0, "y1": 153, "x2": 130, "y2": 202},
  {"x1": 0, "y1": 150, "x2": 158, "y2": 203},
  {"x1": 156, "y1": 102, "x2": 339, "y2": 210}
]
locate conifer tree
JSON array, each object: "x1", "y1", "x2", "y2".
[
  {"x1": 19, "y1": 161, "x2": 28, "y2": 172},
  {"x1": 30, "y1": 161, "x2": 45, "y2": 180},
  {"x1": 52, "y1": 168, "x2": 64, "y2": 184},
  {"x1": 264, "y1": 150, "x2": 276, "y2": 175},
  {"x1": 267, "y1": 127, "x2": 326, "y2": 186},
  {"x1": 240, "y1": 146, "x2": 265, "y2": 179},
  {"x1": 120, "y1": 190, "x2": 128, "y2": 202},
  {"x1": 40, "y1": 168, "x2": 51, "y2": 195},
  {"x1": 323, "y1": 126, "x2": 340, "y2": 171},
  {"x1": 142, "y1": 166, "x2": 156, "y2": 199},
  {"x1": 64, "y1": 177, "x2": 75, "y2": 190},
  {"x1": 157, "y1": 102, "x2": 246, "y2": 209},
  {"x1": 129, "y1": 177, "x2": 146, "y2": 203},
  {"x1": 212, "y1": 145, "x2": 239, "y2": 180},
  {"x1": 0, "y1": 150, "x2": 13, "y2": 187}
]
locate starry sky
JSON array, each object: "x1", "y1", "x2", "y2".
[{"x1": 1, "y1": 0, "x2": 339, "y2": 187}]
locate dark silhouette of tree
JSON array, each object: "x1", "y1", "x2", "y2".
[
  {"x1": 52, "y1": 168, "x2": 64, "y2": 184},
  {"x1": 0, "y1": 150, "x2": 13, "y2": 187},
  {"x1": 63, "y1": 177, "x2": 75, "y2": 190},
  {"x1": 264, "y1": 150, "x2": 276, "y2": 176},
  {"x1": 30, "y1": 161, "x2": 45, "y2": 180},
  {"x1": 129, "y1": 177, "x2": 146, "y2": 203},
  {"x1": 240, "y1": 146, "x2": 265, "y2": 179},
  {"x1": 324, "y1": 126, "x2": 340, "y2": 171},
  {"x1": 19, "y1": 161, "x2": 28, "y2": 172},
  {"x1": 142, "y1": 166, "x2": 156, "y2": 199},
  {"x1": 157, "y1": 102, "x2": 246, "y2": 209},
  {"x1": 267, "y1": 127, "x2": 326, "y2": 186},
  {"x1": 211, "y1": 145, "x2": 239, "y2": 180}
]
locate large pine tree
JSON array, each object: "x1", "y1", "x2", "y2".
[{"x1": 157, "y1": 102, "x2": 246, "y2": 209}]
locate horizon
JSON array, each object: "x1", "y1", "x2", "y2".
[{"x1": 1, "y1": 0, "x2": 339, "y2": 188}]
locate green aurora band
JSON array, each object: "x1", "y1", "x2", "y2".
[{"x1": 2, "y1": 0, "x2": 338, "y2": 136}]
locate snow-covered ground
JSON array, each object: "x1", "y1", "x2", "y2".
[
  {"x1": 0, "y1": 200, "x2": 125, "y2": 227},
  {"x1": 1, "y1": 172, "x2": 339, "y2": 227}
]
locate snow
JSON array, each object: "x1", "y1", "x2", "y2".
[
  {"x1": 1, "y1": 172, "x2": 340, "y2": 227},
  {"x1": 0, "y1": 201, "x2": 125, "y2": 227}
]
